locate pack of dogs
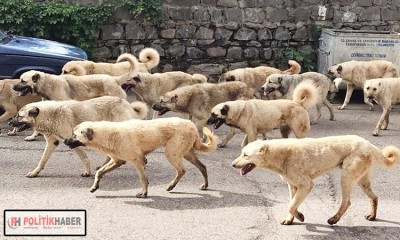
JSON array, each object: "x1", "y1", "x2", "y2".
[{"x1": 1, "y1": 47, "x2": 400, "y2": 226}]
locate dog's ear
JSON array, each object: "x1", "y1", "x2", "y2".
[
  {"x1": 221, "y1": 104, "x2": 229, "y2": 115},
  {"x1": 28, "y1": 107, "x2": 40, "y2": 117},
  {"x1": 277, "y1": 77, "x2": 283, "y2": 83},
  {"x1": 85, "y1": 128, "x2": 94, "y2": 141},
  {"x1": 32, "y1": 73, "x2": 40, "y2": 83},
  {"x1": 133, "y1": 75, "x2": 141, "y2": 83},
  {"x1": 222, "y1": 68, "x2": 228, "y2": 74},
  {"x1": 337, "y1": 65, "x2": 343, "y2": 73},
  {"x1": 171, "y1": 95, "x2": 178, "y2": 103}
]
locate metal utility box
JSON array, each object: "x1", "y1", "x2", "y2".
[{"x1": 318, "y1": 29, "x2": 400, "y2": 74}]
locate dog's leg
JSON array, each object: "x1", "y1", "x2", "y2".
[
  {"x1": 311, "y1": 103, "x2": 323, "y2": 125},
  {"x1": 218, "y1": 128, "x2": 236, "y2": 148},
  {"x1": 90, "y1": 159, "x2": 125, "y2": 193},
  {"x1": 73, "y1": 147, "x2": 91, "y2": 177},
  {"x1": 0, "y1": 111, "x2": 16, "y2": 135},
  {"x1": 165, "y1": 146, "x2": 186, "y2": 192},
  {"x1": 130, "y1": 159, "x2": 149, "y2": 198},
  {"x1": 327, "y1": 169, "x2": 357, "y2": 225},
  {"x1": 373, "y1": 107, "x2": 390, "y2": 136},
  {"x1": 357, "y1": 172, "x2": 378, "y2": 221},
  {"x1": 281, "y1": 181, "x2": 313, "y2": 225},
  {"x1": 26, "y1": 136, "x2": 58, "y2": 177},
  {"x1": 338, "y1": 84, "x2": 354, "y2": 110},
  {"x1": 151, "y1": 109, "x2": 158, "y2": 119},
  {"x1": 241, "y1": 131, "x2": 257, "y2": 147},
  {"x1": 280, "y1": 126, "x2": 291, "y2": 138},
  {"x1": 241, "y1": 135, "x2": 249, "y2": 147},
  {"x1": 24, "y1": 130, "x2": 40, "y2": 141},
  {"x1": 323, "y1": 98, "x2": 335, "y2": 121},
  {"x1": 282, "y1": 183, "x2": 299, "y2": 225},
  {"x1": 381, "y1": 106, "x2": 391, "y2": 130},
  {"x1": 184, "y1": 150, "x2": 208, "y2": 190}
]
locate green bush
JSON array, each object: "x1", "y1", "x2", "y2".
[{"x1": 0, "y1": 0, "x2": 113, "y2": 54}]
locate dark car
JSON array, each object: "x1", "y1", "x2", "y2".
[{"x1": 0, "y1": 29, "x2": 87, "y2": 79}]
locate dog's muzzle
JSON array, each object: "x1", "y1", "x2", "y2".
[
  {"x1": 206, "y1": 115, "x2": 225, "y2": 129},
  {"x1": 152, "y1": 103, "x2": 170, "y2": 116},
  {"x1": 367, "y1": 96, "x2": 375, "y2": 103},
  {"x1": 121, "y1": 83, "x2": 135, "y2": 92},
  {"x1": 64, "y1": 138, "x2": 85, "y2": 149},
  {"x1": 13, "y1": 84, "x2": 33, "y2": 96},
  {"x1": 263, "y1": 87, "x2": 276, "y2": 97},
  {"x1": 9, "y1": 118, "x2": 31, "y2": 132}
]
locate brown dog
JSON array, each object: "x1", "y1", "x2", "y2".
[
  {"x1": 328, "y1": 60, "x2": 399, "y2": 110},
  {"x1": 232, "y1": 136, "x2": 399, "y2": 225},
  {"x1": 64, "y1": 118, "x2": 217, "y2": 198}
]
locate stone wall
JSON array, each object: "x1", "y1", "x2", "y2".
[{"x1": 85, "y1": 0, "x2": 400, "y2": 82}]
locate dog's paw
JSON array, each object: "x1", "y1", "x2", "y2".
[
  {"x1": 7, "y1": 131, "x2": 17, "y2": 136},
  {"x1": 80, "y1": 172, "x2": 91, "y2": 177},
  {"x1": 217, "y1": 143, "x2": 226, "y2": 148},
  {"x1": 327, "y1": 216, "x2": 339, "y2": 225},
  {"x1": 372, "y1": 131, "x2": 379, "y2": 136},
  {"x1": 135, "y1": 192, "x2": 147, "y2": 198},
  {"x1": 296, "y1": 212, "x2": 305, "y2": 222},
  {"x1": 89, "y1": 186, "x2": 98, "y2": 193},
  {"x1": 24, "y1": 135, "x2": 36, "y2": 141},
  {"x1": 369, "y1": 107, "x2": 374, "y2": 111},
  {"x1": 166, "y1": 184, "x2": 175, "y2": 191},
  {"x1": 337, "y1": 105, "x2": 345, "y2": 110},
  {"x1": 26, "y1": 171, "x2": 39, "y2": 178},
  {"x1": 365, "y1": 214, "x2": 376, "y2": 221},
  {"x1": 280, "y1": 219, "x2": 293, "y2": 225},
  {"x1": 199, "y1": 183, "x2": 208, "y2": 190}
]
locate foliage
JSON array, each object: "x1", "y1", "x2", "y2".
[
  {"x1": 271, "y1": 47, "x2": 317, "y2": 72},
  {"x1": 106, "y1": 0, "x2": 163, "y2": 23},
  {"x1": 0, "y1": 0, "x2": 113, "y2": 53}
]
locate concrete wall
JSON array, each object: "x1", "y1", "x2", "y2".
[{"x1": 80, "y1": 0, "x2": 400, "y2": 81}]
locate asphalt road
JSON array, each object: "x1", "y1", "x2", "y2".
[{"x1": 1, "y1": 92, "x2": 400, "y2": 240}]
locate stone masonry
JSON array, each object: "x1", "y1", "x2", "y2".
[{"x1": 80, "y1": 0, "x2": 400, "y2": 82}]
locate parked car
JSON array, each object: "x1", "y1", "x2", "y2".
[{"x1": 0, "y1": 29, "x2": 87, "y2": 79}]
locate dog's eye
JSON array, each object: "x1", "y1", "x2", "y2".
[
  {"x1": 366, "y1": 87, "x2": 369, "y2": 90},
  {"x1": 21, "y1": 79, "x2": 26, "y2": 83},
  {"x1": 373, "y1": 88, "x2": 377, "y2": 91},
  {"x1": 243, "y1": 154, "x2": 248, "y2": 157}
]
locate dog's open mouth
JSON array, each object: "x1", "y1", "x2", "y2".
[
  {"x1": 367, "y1": 96, "x2": 376, "y2": 104},
  {"x1": 213, "y1": 118, "x2": 225, "y2": 129},
  {"x1": 13, "y1": 85, "x2": 33, "y2": 96},
  {"x1": 152, "y1": 104, "x2": 170, "y2": 116},
  {"x1": 240, "y1": 163, "x2": 256, "y2": 176},
  {"x1": 64, "y1": 138, "x2": 85, "y2": 149},
  {"x1": 10, "y1": 121, "x2": 31, "y2": 132},
  {"x1": 121, "y1": 83, "x2": 134, "y2": 92},
  {"x1": 263, "y1": 88, "x2": 275, "y2": 97}
]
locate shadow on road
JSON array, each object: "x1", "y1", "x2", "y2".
[{"x1": 96, "y1": 189, "x2": 277, "y2": 210}]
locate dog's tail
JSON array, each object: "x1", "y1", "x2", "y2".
[
  {"x1": 62, "y1": 61, "x2": 88, "y2": 76},
  {"x1": 130, "y1": 101, "x2": 149, "y2": 120},
  {"x1": 194, "y1": 127, "x2": 218, "y2": 152},
  {"x1": 282, "y1": 60, "x2": 301, "y2": 75},
  {"x1": 115, "y1": 53, "x2": 139, "y2": 84},
  {"x1": 192, "y1": 74, "x2": 208, "y2": 83},
  {"x1": 292, "y1": 80, "x2": 319, "y2": 109},
  {"x1": 373, "y1": 145, "x2": 400, "y2": 168},
  {"x1": 139, "y1": 48, "x2": 160, "y2": 71}
]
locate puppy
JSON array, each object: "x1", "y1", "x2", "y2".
[
  {"x1": 232, "y1": 136, "x2": 400, "y2": 225},
  {"x1": 10, "y1": 96, "x2": 148, "y2": 178},
  {"x1": 64, "y1": 118, "x2": 217, "y2": 198},
  {"x1": 262, "y1": 72, "x2": 336, "y2": 123},
  {"x1": 207, "y1": 81, "x2": 318, "y2": 147},
  {"x1": 219, "y1": 60, "x2": 301, "y2": 98},
  {"x1": 328, "y1": 60, "x2": 399, "y2": 110},
  {"x1": 0, "y1": 79, "x2": 41, "y2": 138},
  {"x1": 62, "y1": 48, "x2": 160, "y2": 75},
  {"x1": 364, "y1": 78, "x2": 400, "y2": 136},
  {"x1": 13, "y1": 53, "x2": 138, "y2": 101}
]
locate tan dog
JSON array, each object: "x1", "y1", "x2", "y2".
[
  {"x1": 364, "y1": 78, "x2": 400, "y2": 136},
  {"x1": 207, "y1": 81, "x2": 318, "y2": 147},
  {"x1": 62, "y1": 48, "x2": 160, "y2": 75},
  {"x1": 10, "y1": 96, "x2": 148, "y2": 178},
  {"x1": 64, "y1": 118, "x2": 217, "y2": 198},
  {"x1": 232, "y1": 136, "x2": 400, "y2": 225},
  {"x1": 262, "y1": 72, "x2": 336, "y2": 124},
  {"x1": 122, "y1": 71, "x2": 207, "y2": 111},
  {"x1": 219, "y1": 60, "x2": 301, "y2": 98},
  {"x1": 152, "y1": 81, "x2": 255, "y2": 140},
  {"x1": 0, "y1": 79, "x2": 41, "y2": 138},
  {"x1": 13, "y1": 53, "x2": 138, "y2": 101},
  {"x1": 328, "y1": 60, "x2": 399, "y2": 110}
]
